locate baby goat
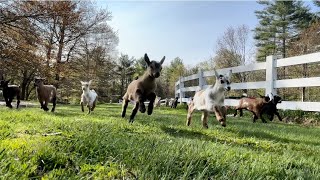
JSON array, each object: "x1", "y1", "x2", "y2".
[
  {"x1": 121, "y1": 53, "x2": 165, "y2": 123},
  {"x1": 0, "y1": 80, "x2": 21, "y2": 109},
  {"x1": 80, "y1": 80, "x2": 98, "y2": 114},
  {"x1": 187, "y1": 69, "x2": 232, "y2": 128},
  {"x1": 260, "y1": 94, "x2": 282, "y2": 122},
  {"x1": 34, "y1": 78, "x2": 57, "y2": 112},
  {"x1": 234, "y1": 94, "x2": 270, "y2": 123}
]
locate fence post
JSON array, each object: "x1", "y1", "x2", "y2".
[
  {"x1": 179, "y1": 76, "x2": 185, "y2": 104},
  {"x1": 266, "y1": 55, "x2": 277, "y2": 96},
  {"x1": 198, "y1": 69, "x2": 206, "y2": 91}
]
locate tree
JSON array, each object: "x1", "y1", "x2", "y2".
[
  {"x1": 288, "y1": 22, "x2": 320, "y2": 101},
  {"x1": 214, "y1": 25, "x2": 252, "y2": 93},
  {"x1": 114, "y1": 54, "x2": 135, "y2": 98},
  {"x1": 254, "y1": 0, "x2": 314, "y2": 61}
]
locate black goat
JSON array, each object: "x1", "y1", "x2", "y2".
[
  {"x1": 0, "y1": 80, "x2": 21, "y2": 109},
  {"x1": 260, "y1": 95, "x2": 282, "y2": 122}
]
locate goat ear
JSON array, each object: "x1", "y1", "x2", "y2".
[
  {"x1": 213, "y1": 69, "x2": 219, "y2": 78},
  {"x1": 144, "y1": 53, "x2": 151, "y2": 66},
  {"x1": 80, "y1": 81, "x2": 85, "y2": 84},
  {"x1": 160, "y1": 56, "x2": 165, "y2": 65}
]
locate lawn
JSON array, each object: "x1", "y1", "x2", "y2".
[{"x1": 0, "y1": 104, "x2": 319, "y2": 179}]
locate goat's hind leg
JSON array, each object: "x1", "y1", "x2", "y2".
[
  {"x1": 147, "y1": 92, "x2": 156, "y2": 115},
  {"x1": 129, "y1": 102, "x2": 140, "y2": 123},
  {"x1": 135, "y1": 89, "x2": 146, "y2": 113},
  {"x1": 51, "y1": 96, "x2": 56, "y2": 112}
]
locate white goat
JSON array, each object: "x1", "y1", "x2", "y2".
[
  {"x1": 80, "y1": 80, "x2": 98, "y2": 114},
  {"x1": 187, "y1": 69, "x2": 232, "y2": 128}
]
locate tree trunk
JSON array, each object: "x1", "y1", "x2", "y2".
[{"x1": 56, "y1": 17, "x2": 66, "y2": 81}]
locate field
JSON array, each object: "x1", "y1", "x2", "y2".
[{"x1": 0, "y1": 104, "x2": 319, "y2": 179}]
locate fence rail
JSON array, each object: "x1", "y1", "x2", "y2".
[{"x1": 175, "y1": 52, "x2": 320, "y2": 112}]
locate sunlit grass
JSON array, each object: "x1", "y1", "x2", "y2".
[{"x1": 0, "y1": 104, "x2": 319, "y2": 179}]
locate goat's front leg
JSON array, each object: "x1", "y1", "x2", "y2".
[
  {"x1": 87, "y1": 104, "x2": 91, "y2": 114},
  {"x1": 201, "y1": 111, "x2": 209, "y2": 129},
  {"x1": 43, "y1": 101, "x2": 49, "y2": 111},
  {"x1": 147, "y1": 92, "x2": 156, "y2": 115},
  {"x1": 16, "y1": 94, "x2": 20, "y2": 109},
  {"x1": 186, "y1": 101, "x2": 195, "y2": 126},
  {"x1": 5, "y1": 97, "x2": 13, "y2": 108},
  {"x1": 275, "y1": 110, "x2": 282, "y2": 121},
  {"x1": 80, "y1": 101, "x2": 84, "y2": 112},
  {"x1": 121, "y1": 99, "x2": 129, "y2": 117},
  {"x1": 129, "y1": 102, "x2": 140, "y2": 123},
  {"x1": 214, "y1": 106, "x2": 226, "y2": 127}
]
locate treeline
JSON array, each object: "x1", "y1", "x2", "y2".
[{"x1": 1, "y1": 1, "x2": 320, "y2": 103}]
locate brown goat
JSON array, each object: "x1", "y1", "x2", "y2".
[
  {"x1": 34, "y1": 78, "x2": 57, "y2": 112},
  {"x1": 121, "y1": 53, "x2": 165, "y2": 123},
  {"x1": 234, "y1": 94, "x2": 270, "y2": 123}
]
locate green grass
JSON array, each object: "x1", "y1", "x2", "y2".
[{"x1": 0, "y1": 104, "x2": 319, "y2": 179}]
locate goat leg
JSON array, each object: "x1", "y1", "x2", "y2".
[
  {"x1": 121, "y1": 99, "x2": 129, "y2": 117},
  {"x1": 81, "y1": 102, "x2": 84, "y2": 112},
  {"x1": 214, "y1": 106, "x2": 226, "y2": 127},
  {"x1": 16, "y1": 95, "x2": 20, "y2": 109},
  {"x1": 233, "y1": 108, "x2": 238, "y2": 117},
  {"x1": 186, "y1": 102, "x2": 195, "y2": 126},
  {"x1": 91, "y1": 99, "x2": 96, "y2": 112},
  {"x1": 51, "y1": 96, "x2": 56, "y2": 112},
  {"x1": 201, "y1": 111, "x2": 209, "y2": 129},
  {"x1": 135, "y1": 89, "x2": 146, "y2": 113},
  {"x1": 275, "y1": 111, "x2": 282, "y2": 121},
  {"x1": 87, "y1": 104, "x2": 90, "y2": 114},
  {"x1": 147, "y1": 92, "x2": 156, "y2": 115},
  {"x1": 129, "y1": 102, "x2": 140, "y2": 123},
  {"x1": 5, "y1": 98, "x2": 12, "y2": 108},
  {"x1": 239, "y1": 109, "x2": 243, "y2": 117}
]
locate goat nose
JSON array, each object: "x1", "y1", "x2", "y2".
[
  {"x1": 155, "y1": 72, "x2": 160, "y2": 77},
  {"x1": 227, "y1": 87, "x2": 231, "y2": 91}
]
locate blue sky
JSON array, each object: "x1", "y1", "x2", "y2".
[{"x1": 97, "y1": 1, "x2": 317, "y2": 66}]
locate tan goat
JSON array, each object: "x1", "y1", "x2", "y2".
[
  {"x1": 233, "y1": 94, "x2": 270, "y2": 122},
  {"x1": 121, "y1": 53, "x2": 165, "y2": 123}
]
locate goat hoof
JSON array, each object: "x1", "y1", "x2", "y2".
[
  {"x1": 139, "y1": 107, "x2": 146, "y2": 113},
  {"x1": 129, "y1": 119, "x2": 134, "y2": 123}
]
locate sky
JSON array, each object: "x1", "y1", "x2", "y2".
[{"x1": 97, "y1": 1, "x2": 317, "y2": 66}]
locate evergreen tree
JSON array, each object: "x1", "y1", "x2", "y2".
[{"x1": 254, "y1": 0, "x2": 313, "y2": 61}]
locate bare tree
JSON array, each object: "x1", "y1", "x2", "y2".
[{"x1": 214, "y1": 24, "x2": 253, "y2": 93}]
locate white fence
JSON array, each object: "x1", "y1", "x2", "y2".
[{"x1": 175, "y1": 52, "x2": 320, "y2": 112}]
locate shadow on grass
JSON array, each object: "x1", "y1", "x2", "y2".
[
  {"x1": 226, "y1": 128, "x2": 320, "y2": 147},
  {"x1": 160, "y1": 126, "x2": 277, "y2": 153}
]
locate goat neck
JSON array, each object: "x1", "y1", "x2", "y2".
[
  {"x1": 141, "y1": 71, "x2": 156, "y2": 82},
  {"x1": 211, "y1": 80, "x2": 225, "y2": 92}
]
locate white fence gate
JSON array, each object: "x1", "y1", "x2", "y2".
[{"x1": 175, "y1": 52, "x2": 320, "y2": 112}]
